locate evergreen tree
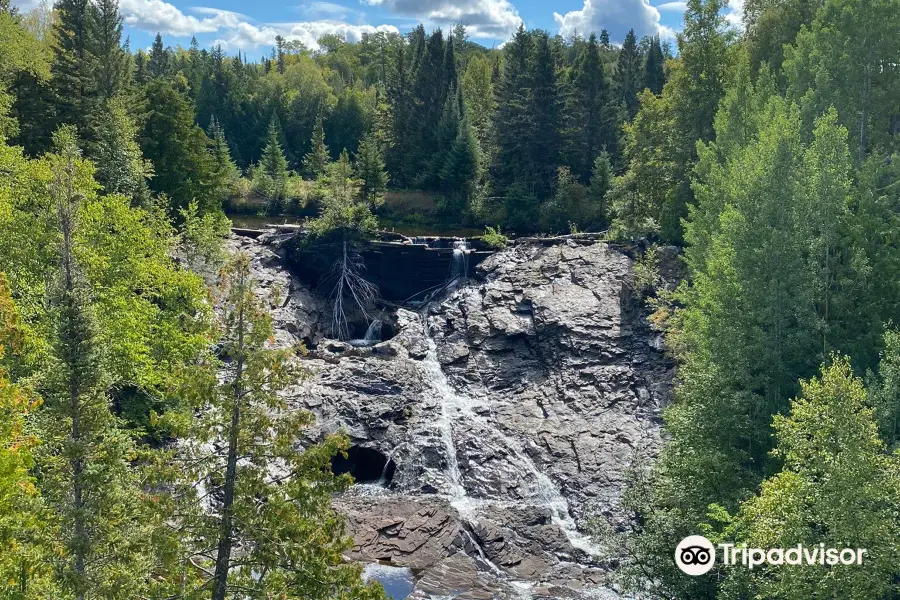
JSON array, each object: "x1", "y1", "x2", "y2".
[
  {"x1": 275, "y1": 34, "x2": 285, "y2": 74},
  {"x1": 525, "y1": 31, "x2": 563, "y2": 200},
  {"x1": 440, "y1": 111, "x2": 479, "y2": 210},
  {"x1": 147, "y1": 33, "x2": 167, "y2": 79},
  {"x1": 303, "y1": 112, "x2": 329, "y2": 178},
  {"x1": 616, "y1": 29, "x2": 642, "y2": 119},
  {"x1": 407, "y1": 29, "x2": 447, "y2": 178},
  {"x1": 589, "y1": 151, "x2": 612, "y2": 227},
  {"x1": 93, "y1": 96, "x2": 153, "y2": 204},
  {"x1": 386, "y1": 39, "x2": 412, "y2": 185},
  {"x1": 87, "y1": 0, "x2": 126, "y2": 101},
  {"x1": 139, "y1": 79, "x2": 217, "y2": 213},
  {"x1": 355, "y1": 131, "x2": 388, "y2": 205},
  {"x1": 208, "y1": 116, "x2": 239, "y2": 203},
  {"x1": 566, "y1": 32, "x2": 614, "y2": 183},
  {"x1": 599, "y1": 29, "x2": 611, "y2": 49},
  {"x1": 643, "y1": 35, "x2": 665, "y2": 95},
  {"x1": 38, "y1": 126, "x2": 154, "y2": 600},
  {"x1": 50, "y1": 0, "x2": 93, "y2": 132},
  {"x1": 170, "y1": 254, "x2": 386, "y2": 600},
  {"x1": 258, "y1": 113, "x2": 289, "y2": 207},
  {"x1": 132, "y1": 50, "x2": 146, "y2": 86}
]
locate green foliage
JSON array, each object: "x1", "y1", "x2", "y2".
[
  {"x1": 632, "y1": 245, "x2": 660, "y2": 295},
  {"x1": 616, "y1": 29, "x2": 642, "y2": 119},
  {"x1": 308, "y1": 149, "x2": 378, "y2": 237},
  {"x1": 257, "y1": 113, "x2": 290, "y2": 209},
  {"x1": 870, "y1": 330, "x2": 900, "y2": 450},
  {"x1": 724, "y1": 358, "x2": 900, "y2": 600},
  {"x1": 784, "y1": 0, "x2": 900, "y2": 163},
  {"x1": 36, "y1": 125, "x2": 158, "y2": 600},
  {"x1": 140, "y1": 79, "x2": 220, "y2": 214},
  {"x1": 162, "y1": 255, "x2": 387, "y2": 600},
  {"x1": 0, "y1": 274, "x2": 55, "y2": 599},
  {"x1": 179, "y1": 198, "x2": 230, "y2": 269},
  {"x1": 480, "y1": 225, "x2": 508, "y2": 249},
  {"x1": 303, "y1": 112, "x2": 330, "y2": 177},
  {"x1": 93, "y1": 95, "x2": 153, "y2": 205},
  {"x1": 355, "y1": 131, "x2": 388, "y2": 204}
]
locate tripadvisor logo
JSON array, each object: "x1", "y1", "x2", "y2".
[
  {"x1": 675, "y1": 535, "x2": 716, "y2": 575},
  {"x1": 675, "y1": 535, "x2": 868, "y2": 576}
]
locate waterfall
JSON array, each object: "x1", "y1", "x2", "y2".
[
  {"x1": 364, "y1": 318, "x2": 382, "y2": 344},
  {"x1": 449, "y1": 240, "x2": 470, "y2": 281},
  {"x1": 419, "y1": 334, "x2": 602, "y2": 559}
]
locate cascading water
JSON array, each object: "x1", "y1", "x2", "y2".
[
  {"x1": 418, "y1": 334, "x2": 602, "y2": 559},
  {"x1": 364, "y1": 318, "x2": 383, "y2": 343},
  {"x1": 350, "y1": 318, "x2": 383, "y2": 347},
  {"x1": 449, "y1": 240, "x2": 470, "y2": 281}
]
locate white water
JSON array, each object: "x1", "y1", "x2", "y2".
[
  {"x1": 449, "y1": 240, "x2": 470, "y2": 281},
  {"x1": 419, "y1": 336, "x2": 602, "y2": 558},
  {"x1": 364, "y1": 318, "x2": 383, "y2": 343},
  {"x1": 350, "y1": 318, "x2": 383, "y2": 347}
]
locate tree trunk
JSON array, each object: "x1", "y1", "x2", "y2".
[{"x1": 211, "y1": 270, "x2": 247, "y2": 600}]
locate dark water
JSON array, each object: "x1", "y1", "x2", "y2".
[{"x1": 362, "y1": 563, "x2": 416, "y2": 599}]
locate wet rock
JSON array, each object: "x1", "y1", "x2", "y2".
[{"x1": 233, "y1": 233, "x2": 675, "y2": 599}]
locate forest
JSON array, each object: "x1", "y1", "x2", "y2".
[{"x1": 0, "y1": 0, "x2": 898, "y2": 597}]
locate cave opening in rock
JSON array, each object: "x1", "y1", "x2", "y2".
[
  {"x1": 332, "y1": 445, "x2": 396, "y2": 485},
  {"x1": 347, "y1": 316, "x2": 399, "y2": 345}
]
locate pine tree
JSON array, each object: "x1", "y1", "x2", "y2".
[
  {"x1": 208, "y1": 116, "x2": 239, "y2": 202},
  {"x1": 355, "y1": 132, "x2": 388, "y2": 205},
  {"x1": 303, "y1": 112, "x2": 329, "y2": 178},
  {"x1": 38, "y1": 126, "x2": 154, "y2": 600},
  {"x1": 566, "y1": 33, "x2": 614, "y2": 183},
  {"x1": 616, "y1": 29, "x2": 642, "y2": 119},
  {"x1": 426, "y1": 86, "x2": 461, "y2": 188},
  {"x1": 407, "y1": 29, "x2": 447, "y2": 178},
  {"x1": 50, "y1": 0, "x2": 94, "y2": 132},
  {"x1": 643, "y1": 35, "x2": 665, "y2": 95},
  {"x1": 87, "y1": 0, "x2": 126, "y2": 101},
  {"x1": 93, "y1": 96, "x2": 153, "y2": 204},
  {"x1": 147, "y1": 33, "x2": 167, "y2": 79},
  {"x1": 258, "y1": 113, "x2": 289, "y2": 207},
  {"x1": 492, "y1": 24, "x2": 531, "y2": 192},
  {"x1": 275, "y1": 34, "x2": 285, "y2": 74},
  {"x1": 140, "y1": 79, "x2": 218, "y2": 213},
  {"x1": 599, "y1": 29, "x2": 611, "y2": 49},
  {"x1": 526, "y1": 31, "x2": 563, "y2": 201},
  {"x1": 133, "y1": 50, "x2": 146, "y2": 85},
  {"x1": 170, "y1": 254, "x2": 385, "y2": 600},
  {"x1": 440, "y1": 110, "x2": 479, "y2": 209},
  {"x1": 589, "y1": 151, "x2": 612, "y2": 227}
]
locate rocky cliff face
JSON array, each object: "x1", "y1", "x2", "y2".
[{"x1": 227, "y1": 233, "x2": 674, "y2": 599}]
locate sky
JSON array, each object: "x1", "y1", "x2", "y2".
[{"x1": 13, "y1": 0, "x2": 745, "y2": 57}]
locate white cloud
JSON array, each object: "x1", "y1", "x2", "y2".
[
  {"x1": 656, "y1": 1, "x2": 687, "y2": 12},
  {"x1": 118, "y1": 0, "x2": 247, "y2": 35},
  {"x1": 554, "y1": 0, "x2": 675, "y2": 43},
  {"x1": 363, "y1": 0, "x2": 522, "y2": 39},
  {"x1": 114, "y1": 0, "x2": 397, "y2": 50},
  {"x1": 214, "y1": 20, "x2": 399, "y2": 50},
  {"x1": 297, "y1": 1, "x2": 355, "y2": 20},
  {"x1": 724, "y1": 0, "x2": 744, "y2": 29}
]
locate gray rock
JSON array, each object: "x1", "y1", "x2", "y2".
[{"x1": 231, "y1": 234, "x2": 674, "y2": 599}]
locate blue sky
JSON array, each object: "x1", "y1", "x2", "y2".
[{"x1": 15, "y1": 0, "x2": 744, "y2": 57}]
